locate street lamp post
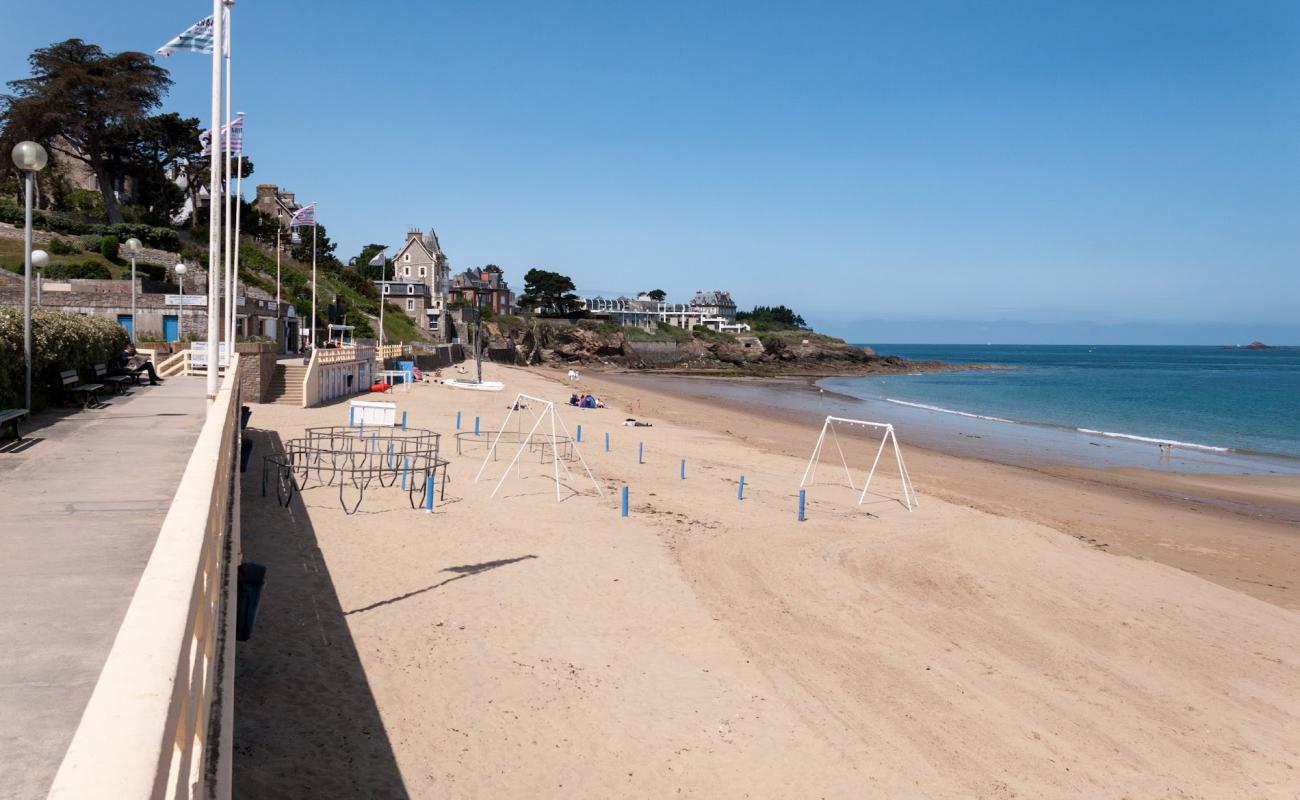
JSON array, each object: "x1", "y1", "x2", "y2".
[
  {"x1": 174, "y1": 263, "x2": 188, "y2": 343},
  {"x1": 32, "y1": 250, "x2": 48, "y2": 306},
  {"x1": 12, "y1": 141, "x2": 48, "y2": 411},
  {"x1": 124, "y1": 237, "x2": 142, "y2": 343}
]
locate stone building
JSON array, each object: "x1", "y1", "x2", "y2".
[
  {"x1": 448, "y1": 268, "x2": 513, "y2": 315},
  {"x1": 582, "y1": 289, "x2": 746, "y2": 333},
  {"x1": 382, "y1": 228, "x2": 451, "y2": 339},
  {"x1": 253, "y1": 184, "x2": 303, "y2": 230}
]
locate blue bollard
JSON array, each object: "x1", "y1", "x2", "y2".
[
  {"x1": 348, "y1": 406, "x2": 355, "y2": 427},
  {"x1": 576, "y1": 424, "x2": 582, "y2": 443},
  {"x1": 605, "y1": 431, "x2": 610, "y2": 452},
  {"x1": 798, "y1": 489, "x2": 806, "y2": 522},
  {"x1": 680, "y1": 458, "x2": 685, "y2": 480},
  {"x1": 738, "y1": 474, "x2": 745, "y2": 500},
  {"x1": 620, "y1": 486, "x2": 629, "y2": 517},
  {"x1": 456, "y1": 410, "x2": 461, "y2": 430},
  {"x1": 638, "y1": 442, "x2": 644, "y2": 464},
  {"x1": 401, "y1": 410, "x2": 407, "y2": 430},
  {"x1": 475, "y1": 415, "x2": 480, "y2": 436},
  {"x1": 401, "y1": 457, "x2": 409, "y2": 490},
  {"x1": 425, "y1": 473, "x2": 434, "y2": 512},
  {"x1": 387, "y1": 440, "x2": 394, "y2": 468},
  {"x1": 359, "y1": 420, "x2": 365, "y2": 437}
]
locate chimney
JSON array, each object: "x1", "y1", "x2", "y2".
[{"x1": 407, "y1": 227, "x2": 422, "y2": 243}]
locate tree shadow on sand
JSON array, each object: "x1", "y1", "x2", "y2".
[{"x1": 234, "y1": 428, "x2": 410, "y2": 798}]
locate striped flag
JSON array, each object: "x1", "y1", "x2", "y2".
[
  {"x1": 198, "y1": 118, "x2": 245, "y2": 156},
  {"x1": 290, "y1": 203, "x2": 317, "y2": 227},
  {"x1": 156, "y1": 16, "x2": 215, "y2": 56}
]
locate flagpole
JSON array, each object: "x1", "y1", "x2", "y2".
[
  {"x1": 206, "y1": 0, "x2": 223, "y2": 400},
  {"x1": 222, "y1": 0, "x2": 234, "y2": 360},
  {"x1": 233, "y1": 111, "x2": 244, "y2": 340},
  {"x1": 311, "y1": 219, "x2": 317, "y2": 350},
  {"x1": 379, "y1": 252, "x2": 386, "y2": 350}
]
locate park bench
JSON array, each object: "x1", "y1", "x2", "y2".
[
  {"x1": 61, "y1": 369, "x2": 103, "y2": 408},
  {"x1": 0, "y1": 408, "x2": 28, "y2": 441},
  {"x1": 94, "y1": 363, "x2": 133, "y2": 394}
]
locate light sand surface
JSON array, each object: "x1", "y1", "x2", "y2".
[{"x1": 236, "y1": 363, "x2": 1300, "y2": 798}]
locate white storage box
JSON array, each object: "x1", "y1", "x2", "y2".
[{"x1": 348, "y1": 400, "x2": 397, "y2": 427}]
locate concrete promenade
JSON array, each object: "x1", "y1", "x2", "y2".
[{"x1": 0, "y1": 378, "x2": 209, "y2": 799}]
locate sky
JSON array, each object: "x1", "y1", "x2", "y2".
[{"x1": 2, "y1": 1, "x2": 1297, "y2": 344}]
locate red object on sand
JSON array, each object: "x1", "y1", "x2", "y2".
[{"x1": 370, "y1": 382, "x2": 390, "y2": 393}]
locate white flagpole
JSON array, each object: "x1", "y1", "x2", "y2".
[
  {"x1": 222, "y1": 1, "x2": 234, "y2": 359},
  {"x1": 233, "y1": 111, "x2": 244, "y2": 339},
  {"x1": 206, "y1": 0, "x2": 223, "y2": 400},
  {"x1": 310, "y1": 219, "x2": 317, "y2": 349},
  {"x1": 378, "y1": 252, "x2": 386, "y2": 349}
]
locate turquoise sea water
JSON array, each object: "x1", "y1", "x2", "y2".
[{"x1": 824, "y1": 345, "x2": 1300, "y2": 461}]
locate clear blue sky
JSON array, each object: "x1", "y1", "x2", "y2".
[{"x1": 4, "y1": 1, "x2": 1297, "y2": 343}]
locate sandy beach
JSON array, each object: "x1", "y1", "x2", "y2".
[{"x1": 235, "y1": 363, "x2": 1300, "y2": 798}]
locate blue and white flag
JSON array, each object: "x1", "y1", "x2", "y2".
[{"x1": 156, "y1": 16, "x2": 215, "y2": 57}]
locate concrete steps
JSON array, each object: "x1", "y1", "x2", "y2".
[{"x1": 265, "y1": 364, "x2": 306, "y2": 405}]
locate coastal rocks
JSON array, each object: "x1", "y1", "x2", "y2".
[{"x1": 483, "y1": 318, "x2": 918, "y2": 375}]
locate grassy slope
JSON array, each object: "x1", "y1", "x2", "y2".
[{"x1": 0, "y1": 238, "x2": 125, "y2": 277}]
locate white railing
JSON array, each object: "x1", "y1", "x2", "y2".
[
  {"x1": 302, "y1": 345, "x2": 376, "y2": 408},
  {"x1": 48, "y1": 355, "x2": 242, "y2": 799},
  {"x1": 156, "y1": 349, "x2": 190, "y2": 378},
  {"x1": 376, "y1": 343, "x2": 409, "y2": 361}
]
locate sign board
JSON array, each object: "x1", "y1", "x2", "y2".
[
  {"x1": 165, "y1": 294, "x2": 207, "y2": 306},
  {"x1": 349, "y1": 400, "x2": 397, "y2": 427},
  {"x1": 267, "y1": 301, "x2": 278, "y2": 311},
  {"x1": 237, "y1": 296, "x2": 246, "y2": 307},
  {"x1": 286, "y1": 306, "x2": 296, "y2": 318},
  {"x1": 190, "y1": 341, "x2": 231, "y2": 367}
]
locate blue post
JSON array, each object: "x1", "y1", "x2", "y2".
[
  {"x1": 401, "y1": 457, "x2": 409, "y2": 490},
  {"x1": 401, "y1": 410, "x2": 407, "y2": 430},
  {"x1": 638, "y1": 442, "x2": 644, "y2": 464},
  {"x1": 387, "y1": 440, "x2": 394, "y2": 468},
  {"x1": 738, "y1": 475, "x2": 745, "y2": 500},
  {"x1": 798, "y1": 489, "x2": 806, "y2": 522},
  {"x1": 605, "y1": 431, "x2": 610, "y2": 452},
  {"x1": 475, "y1": 415, "x2": 480, "y2": 436},
  {"x1": 348, "y1": 406, "x2": 355, "y2": 427},
  {"x1": 425, "y1": 473, "x2": 434, "y2": 512},
  {"x1": 680, "y1": 458, "x2": 685, "y2": 480},
  {"x1": 620, "y1": 486, "x2": 629, "y2": 517},
  {"x1": 576, "y1": 424, "x2": 582, "y2": 443},
  {"x1": 456, "y1": 410, "x2": 461, "y2": 430},
  {"x1": 372, "y1": 432, "x2": 378, "y2": 452},
  {"x1": 359, "y1": 420, "x2": 365, "y2": 437}
]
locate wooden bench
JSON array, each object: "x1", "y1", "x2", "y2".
[
  {"x1": 0, "y1": 408, "x2": 28, "y2": 441},
  {"x1": 95, "y1": 363, "x2": 133, "y2": 394},
  {"x1": 61, "y1": 369, "x2": 103, "y2": 408}
]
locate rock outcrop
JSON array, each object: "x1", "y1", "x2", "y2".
[{"x1": 482, "y1": 319, "x2": 935, "y2": 375}]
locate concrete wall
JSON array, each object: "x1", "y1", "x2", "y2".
[
  {"x1": 627, "y1": 341, "x2": 690, "y2": 366},
  {"x1": 414, "y1": 344, "x2": 465, "y2": 371}
]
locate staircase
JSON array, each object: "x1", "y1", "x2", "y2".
[{"x1": 265, "y1": 364, "x2": 306, "y2": 406}]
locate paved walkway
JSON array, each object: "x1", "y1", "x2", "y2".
[{"x1": 0, "y1": 378, "x2": 209, "y2": 799}]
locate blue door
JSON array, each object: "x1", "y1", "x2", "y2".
[
  {"x1": 163, "y1": 315, "x2": 179, "y2": 342},
  {"x1": 117, "y1": 314, "x2": 134, "y2": 340}
]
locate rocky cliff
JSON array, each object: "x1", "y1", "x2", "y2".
[{"x1": 482, "y1": 319, "x2": 934, "y2": 376}]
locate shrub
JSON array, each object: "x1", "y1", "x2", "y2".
[
  {"x1": 80, "y1": 234, "x2": 102, "y2": 253},
  {"x1": 0, "y1": 307, "x2": 129, "y2": 410},
  {"x1": 135, "y1": 263, "x2": 166, "y2": 281},
  {"x1": 47, "y1": 261, "x2": 112, "y2": 280},
  {"x1": 100, "y1": 235, "x2": 120, "y2": 261},
  {"x1": 47, "y1": 237, "x2": 76, "y2": 255}
]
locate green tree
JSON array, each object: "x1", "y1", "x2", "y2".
[
  {"x1": 645, "y1": 288, "x2": 666, "y2": 301},
  {"x1": 290, "y1": 222, "x2": 339, "y2": 264},
  {"x1": 518, "y1": 268, "x2": 578, "y2": 316},
  {"x1": 0, "y1": 39, "x2": 172, "y2": 223},
  {"x1": 483, "y1": 264, "x2": 503, "y2": 274},
  {"x1": 351, "y1": 243, "x2": 391, "y2": 281},
  {"x1": 736, "y1": 304, "x2": 807, "y2": 330}
]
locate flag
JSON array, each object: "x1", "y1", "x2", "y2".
[
  {"x1": 368, "y1": 250, "x2": 387, "y2": 267},
  {"x1": 198, "y1": 118, "x2": 244, "y2": 157},
  {"x1": 156, "y1": 16, "x2": 215, "y2": 56},
  {"x1": 290, "y1": 204, "x2": 317, "y2": 227}
]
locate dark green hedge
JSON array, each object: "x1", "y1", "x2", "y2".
[
  {"x1": 0, "y1": 200, "x2": 182, "y2": 252},
  {"x1": 0, "y1": 307, "x2": 130, "y2": 410}
]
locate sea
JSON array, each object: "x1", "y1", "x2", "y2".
[{"x1": 817, "y1": 344, "x2": 1300, "y2": 474}]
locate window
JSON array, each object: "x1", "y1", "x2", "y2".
[
  {"x1": 403, "y1": 253, "x2": 410, "y2": 262},
  {"x1": 407, "y1": 285, "x2": 414, "y2": 294},
  {"x1": 383, "y1": 284, "x2": 389, "y2": 294},
  {"x1": 406, "y1": 298, "x2": 415, "y2": 311},
  {"x1": 418, "y1": 266, "x2": 426, "y2": 278},
  {"x1": 403, "y1": 266, "x2": 410, "y2": 277}
]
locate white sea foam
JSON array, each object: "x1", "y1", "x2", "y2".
[
  {"x1": 884, "y1": 398, "x2": 1018, "y2": 424},
  {"x1": 1075, "y1": 428, "x2": 1230, "y2": 452}
]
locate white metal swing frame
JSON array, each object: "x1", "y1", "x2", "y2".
[
  {"x1": 473, "y1": 392, "x2": 603, "y2": 501},
  {"x1": 799, "y1": 415, "x2": 918, "y2": 511}
]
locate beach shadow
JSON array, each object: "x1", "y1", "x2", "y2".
[
  {"x1": 234, "y1": 428, "x2": 410, "y2": 798},
  {"x1": 345, "y1": 555, "x2": 538, "y2": 616},
  {"x1": 0, "y1": 437, "x2": 43, "y2": 454}
]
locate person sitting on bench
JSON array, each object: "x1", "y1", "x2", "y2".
[{"x1": 119, "y1": 344, "x2": 163, "y2": 385}]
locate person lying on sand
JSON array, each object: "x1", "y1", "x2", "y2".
[{"x1": 624, "y1": 418, "x2": 652, "y2": 427}]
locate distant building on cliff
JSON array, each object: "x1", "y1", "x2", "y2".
[
  {"x1": 581, "y1": 290, "x2": 746, "y2": 332},
  {"x1": 253, "y1": 184, "x2": 303, "y2": 230},
  {"x1": 449, "y1": 268, "x2": 513, "y2": 315}
]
